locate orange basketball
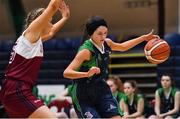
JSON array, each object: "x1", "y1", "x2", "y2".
[{"x1": 144, "y1": 38, "x2": 170, "y2": 64}]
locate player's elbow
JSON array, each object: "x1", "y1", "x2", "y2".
[
  {"x1": 63, "y1": 69, "x2": 69, "y2": 78},
  {"x1": 63, "y1": 69, "x2": 73, "y2": 80},
  {"x1": 174, "y1": 107, "x2": 179, "y2": 113}
]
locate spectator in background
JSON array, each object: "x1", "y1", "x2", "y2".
[
  {"x1": 48, "y1": 85, "x2": 78, "y2": 118},
  {"x1": 123, "y1": 80, "x2": 145, "y2": 119},
  {"x1": 106, "y1": 76, "x2": 128, "y2": 117},
  {"x1": 0, "y1": 0, "x2": 70, "y2": 118},
  {"x1": 149, "y1": 73, "x2": 180, "y2": 119}
]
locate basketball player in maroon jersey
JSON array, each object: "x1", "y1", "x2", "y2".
[{"x1": 0, "y1": 0, "x2": 70, "y2": 118}]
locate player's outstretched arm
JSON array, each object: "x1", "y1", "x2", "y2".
[
  {"x1": 42, "y1": 0, "x2": 70, "y2": 41},
  {"x1": 25, "y1": 0, "x2": 62, "y2": 43},
  {"x1": 106, "y1": 30, "x2": 158, "y2": 52}
]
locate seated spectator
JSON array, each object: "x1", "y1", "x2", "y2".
[
  {"x1": 149, "y1": 73, "x2": 180, "y2": 119},
  {"x1": 48, "y1": 85, "x2": 78, "y2": 118},
  {"x1": 123, "y1": 80, "x2": 145, "y2": 119},
  {"x1": 106, "y1": 76, "x2": 128, "y2": 116}
]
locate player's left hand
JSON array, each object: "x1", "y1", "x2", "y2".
[{"x1": 59, "y1": 0, "x2": 70, "y2": 19}]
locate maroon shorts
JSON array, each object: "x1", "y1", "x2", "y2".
[{"x1": 0, "y1": 79, "x2": 44, "y2": 118}]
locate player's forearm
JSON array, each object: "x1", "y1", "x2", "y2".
[
  {"x1": 52, "y1": 17, "x2": 69, "y2": 34},
  {"x1": 164, "y1": 108, "x2": 179, "y2": 116},
  {"x1": 155, "y1": 107, "x2": 160, "y2": 115},
  {"x1": 63, "y1": 69, "x2": 88, "y2": 80},
  {"x1": 127, "y1": 111, "x2": 142, "y2": 118},
  {"x1": 119, "y1": 36, "x2": 145, "y2": 51}
]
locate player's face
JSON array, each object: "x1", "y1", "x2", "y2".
[
  {"x1": 107, "y1": 80, "x2": 117, "y2": 93},
  {"x1": 124, "y1": 82, "x2": 134, "y2": 96},
  {"x1": 91, "y1": 26, "x2": 108, "y2": 46},
  {"x1": 161, "y1": 76, "x2": 172, "y2": 89}
]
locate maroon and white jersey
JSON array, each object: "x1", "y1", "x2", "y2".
[{"x1": 5, "y1": 32, "x2": 44, "y2": 85}]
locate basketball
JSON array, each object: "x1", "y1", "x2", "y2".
[{"x1": 144, "y1": 38, "x2": 170, "y2": 64}]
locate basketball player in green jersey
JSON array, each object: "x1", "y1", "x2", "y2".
[{"x1": 63, "y1": 16, "x2": 158, "y2": 118}]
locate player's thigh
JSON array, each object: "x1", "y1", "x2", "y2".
[{"x1": 28, "y1": 105, "x2": 57, "y2": 118}]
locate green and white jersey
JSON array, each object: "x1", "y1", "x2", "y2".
[
  {"x1": 157, "y1": 87, "x2": 179, "y2": 113},
  {"x1": 124, "y1": 94, "x2": 144, "y2": 114},
  {"x1": 75, "y1": 39, "x2": 111, "y2": 83},
  {"x1": 113, "y1": 91, "x2": 127, "y2": 116}
]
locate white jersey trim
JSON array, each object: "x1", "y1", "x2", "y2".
[{"x1": 14, "y1": 32, "x2": 44, "y2": 59}]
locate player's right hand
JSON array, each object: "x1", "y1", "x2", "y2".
[{"x1": 87, "y1": 67, "x2": 100, "y2": 77}]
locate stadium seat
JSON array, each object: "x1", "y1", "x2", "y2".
[
  {"x1": 55, "y1": 38, "x2": 69, "y2": 50},
  {"x1": 174, "y1": 77, "x2": 180, "y2": 88},
  {"x1": 174, "y1": 56, "x2": 180, "y2": 66},
  {"x1": 158, "y1": 57, "x2": 173, "y2": 67},
  {"x1": 174, "y1": 46, "x2": 180, "y2": 56},
  {"x1": 65, "y1": 37, "x2": 82, "y2": 49},
  {"x1": 164, "y1": 33, "x2": 180, "y2": 47},
  {"x1": 38, "y1": 69, "x2": 64, "y2": 79},
  {"x1": 0, "y1": 41, "x2": 2, "y2": 51},
  {"x1": 41, "y1": 60, "x2": 70, "y2": 70},
  {"x1": 107, "y1": 34, "x2": 117, "y2": 42},
  {"x1": 1, "y1": 40, "x2": 14, "y2": 52},
  {"x1": 174, "y1": 67, "x2": 180, "y2": 77},
  {"x1": 43, "y1": 39, "x2": 57, "y2": 51},
  {"x1": 0, "y1": 61, "x2": 8, "y2": 70},
  {"x1": 44, "y1": 51, "x2": 76, "y2": 60},
  {"x1": 157, "y1": 67, "x2": 174, "y2": 76}
]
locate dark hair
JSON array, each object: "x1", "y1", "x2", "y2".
[
  {"x1": 24, "y1": 8, "x2": 45, "y2": 30},
  {"x1": 82, "y1": 16, "x2": 108, "y2": 43},
  {"x1": 161, "y1": 73, "x2": 175, "y2": 87},
  {"x1": 107, "y1": 76, "x2": 124, "y2": 92}
]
